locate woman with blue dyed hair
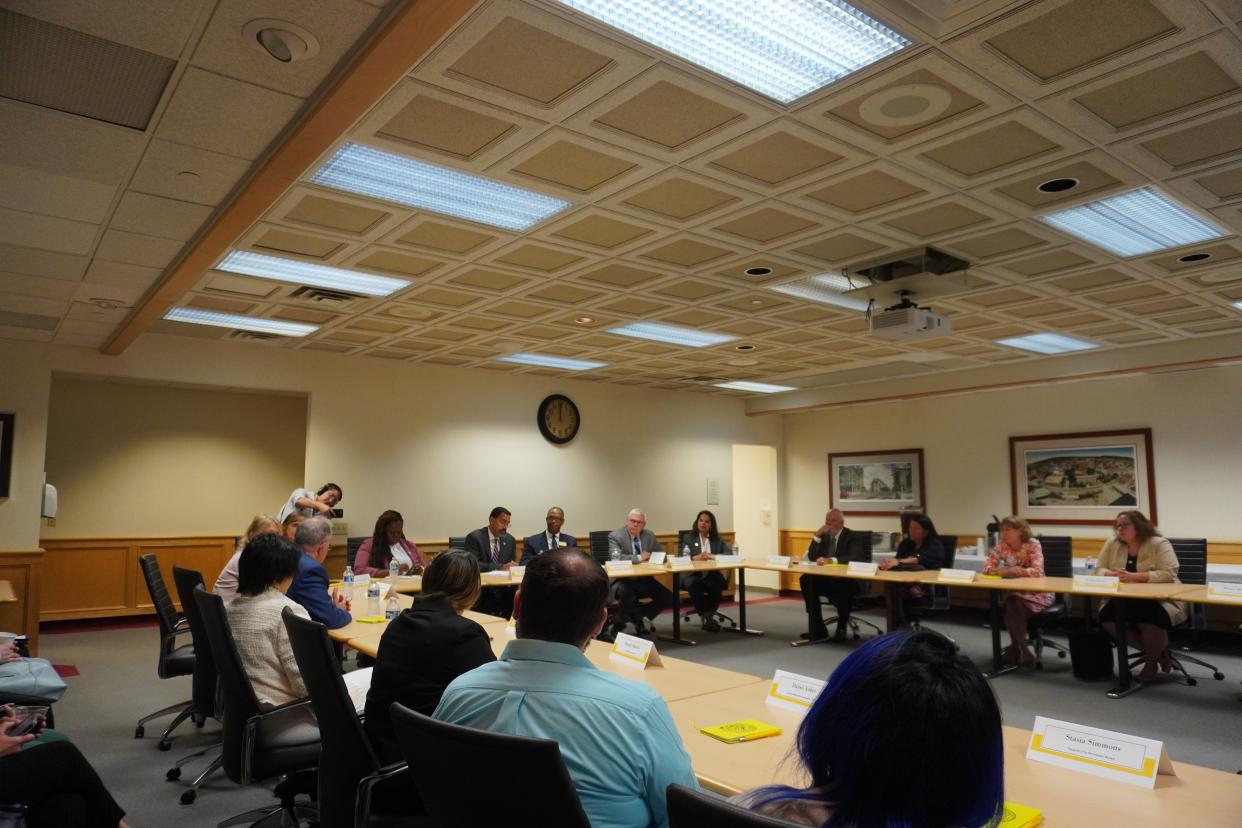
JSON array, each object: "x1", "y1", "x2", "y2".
[{"x1": 735, "y1": 630, "x2": 1005, "y2": 827}]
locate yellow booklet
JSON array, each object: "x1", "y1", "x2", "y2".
[
  {"x1": 998, "y1": 801, "x2": 1042, "y2": 828},
  {"x1": 700, "y1": 719, "x2": 782, "y2": 744}
]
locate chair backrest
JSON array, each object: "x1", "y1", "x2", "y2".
[
  {"x1": 1036, "y1": 535, "x2": 1074, "y2": 578},
  {"x1": 588, "y1": 531, "x2": 612, "y2": 565},
  {"x1": 447, "y1": 536, "x2": 468, "y2": 550},
  {"x1": 856, "y1": 532, "x2": 874, "y2": 563},
  {"x1": 390, "y1": 703, "x2": 589, "y2": 828},
  {"x1": 172, "y1": 566, "x2": 217, "y2": 719},
  {"x1": 1167, "y1": 538, "x2": 1208, "y2": 585},
  {"x1": 677, "y1": 530, "x2": 693, "y2": 551},
  {"x1": 666, "y1": 784, "x2": 801, "y2": 827},
  {"x1": 938, "y1": 535, "x2": 957, "y2": 569},
  {"x1": 139, "y1": 553, "x2": 182, "y2": 640},
  {"x1": 346, "y1": 536, "x2": 367, "y2": 569},
  {"x1": 283, "y1": 608, "x2": 379, "y2": 827},
  {"x1": 192, "y1": 586, "x2": 263, "y2": 783}
]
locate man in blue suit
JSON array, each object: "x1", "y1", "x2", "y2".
[
  {"x1": 521, "y1": 506, "x2": 578, "y2": 565},
  {"x1": 286, "y1": 515, "x2": 352, "y2": 629}
]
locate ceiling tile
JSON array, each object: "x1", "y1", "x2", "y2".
[
  {"x1": 0, "y1": 161, "x2": 117, "y2": 224},
  {"x1": 639, "y1": 238, "x2": 733, "y2": 268},
  {"x1": 920, "y1": 120, "x2": 1060, "y2": 177},
  {"x1": 355, "y1": 249, "x2": 440, "y2": 277},
  {"x1": 825, "y1": 68, "x2": 984, "y2": 142},
  {"x1": 284, "y1": 194, "x2": 390, "y2": 235},
  {"x1": 790, "y1": 232, "x2": 885, "y2": 264},
  {"x1": 620, "y1": 176, "x2": 742, "y2": 221},
  {"x1": 448, "y1": 267, "x2": 529, "y2": 292},
  {"x1": 111, "y1": 191, "x2": 213, "y2": 241},
  {"x1": 713, "y1": 207, "x2": 818, "y2": 243},
  {"x1": 992, "y1": 160, "x2": 1123, "y2": 208},
  {"x1": 130, "y1": 139, "x2": 252, "y2": 206},
  {"x1": 1139, "y1": 111, "x2": 1242, "y2": 171},
  {"x1": 157, "y1": 68, "x2": 303, "y2": 161},
  {"x1": 395, "y1": 220, "x2": 497, "y2": 255},
  {"x1": 803, "y1": 168, "x2": 924, "y2": 214},
  {"x1": 551, "y1": 214, "x2": 654, "y2": 248},
  {"x1": 378, "y1": 93, "x2": 517, "y2": 159},
  {"x1": 0, "y1": 207, "x2": 97, "y2": 255},
  {"x1": 947, "y1": 228, "x2": 1046, "y2": 261},
  {"x1": 650, "y1": 279, "x2": 724, "y2": 301},
  {"x1": 526, "y1": 283, "x2": 604, "y2": 303},
  {"x1": 1074, "y1": 51, "x2": 1237, "y2": 130},
  {"x1": 494, "y1": 244, "x2": 584, "y2": 272},
  {"x1": 510, "y1": 140, "x2": 637, "y2": 192},
  {"x1": 1002, "y1": 250, "x2": 1094, "y2": 277},
  {"x1": 594, "y1": 80, "x2": 743, "y2": 150},
  {"x1": 95, "y1": 229, "x2": 182, "y2": 268},
  {"x1": 1047, "y1": 268, "x2": 1135, "y2": 292},
  {"x1": 707, "y1": 131, "x2": 842, "y2": 186},
  {"x1": 252, "y1": 228, "x2": 344, "y2": 259},
  {"x1": 577, "y1": 263, "x2": 662, "y2": 288},
  {"x1": 882, "y1": 202, "x2": 990, "y2": 238}
]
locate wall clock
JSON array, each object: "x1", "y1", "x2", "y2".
[{"x1": 537, "y1": 394, "x2": 579, "y2": 445}]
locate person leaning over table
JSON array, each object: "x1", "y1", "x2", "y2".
[
  {"x1": 364, "y1": 550, "x2": 495, "y2": 764},
  {"x1": 798, "y1": 508, "x2": 866, "y2": 642},
  {"x1": 982, "y1": 515, "x2": 1053, "y2": 667},
  {"x1": 278, "y1": 481, "x2": 342, "y2": 523},
  {"x1": 286, "y1": 516, "x2": 352, "y2": 629},
  {"x1": 353, "y1": 509, "x2": 426, "y2": 577},
  {"x1": 606, "y1": 508, "x2": 673, "y2": 638},
  {"x1": 214, "y1": 513, "x2": 281, "y2": 603},
  {"x1": 1095, "y1": 510, "x2": 1186, "y2": 683},
  {"x1": 733, "y1": 630, "x2": 1004, "y2": 827},
  {"x1": 681, "y1": 509, "x2": 729, "y2": 632}
]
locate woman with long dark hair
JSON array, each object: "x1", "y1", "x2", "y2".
[
  {"x1": 354, "y1": 509, "x2": 426, "y2": 577},
  {"x1": 681, "y1": 509, "x2": 729, "y2": 631}
]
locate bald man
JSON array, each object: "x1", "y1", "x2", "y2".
[{"x1": 799, "y1": 509, "x2": 865, "y2": 642}]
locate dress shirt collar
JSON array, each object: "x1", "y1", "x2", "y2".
[{"x1": 500, "y1": 638, "x2": 595, "y2": 670}]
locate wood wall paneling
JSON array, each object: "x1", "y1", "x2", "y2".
[{"x1": 0, "y1": 550, "x2": 44, "y2": 655}]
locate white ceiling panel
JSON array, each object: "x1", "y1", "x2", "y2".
[
  {"x1": 129, "y1": 139, "x2": 254, "y2": 206},
  {"x1": 156, "y1": 67, "x2": 304, "y2": 159},
  {"x1": 0, "y1": 99, "x2": 145, "y2": 184},
  {"x1": 111, "y1": 191, "x2": 214, "y2": 241},
  {"x1": 0, "y1": 206, "x2": 98, "y2": 255},
  {"x1": 94, "y1": 229, "x2": 184, "y2": 269},
  {"x1": 0, "y1": 161, "x2": 117, "y2": 224}
]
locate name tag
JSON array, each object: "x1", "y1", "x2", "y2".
[
  {"x1": 938, "y1": 568, "x2": 976, "y2": 583},
  {"x1": 509, "y1": 566, "x2": 525, "y2": 581},
  {"x1": 1206, "y1": 582, "x2": 1242, "y2": 602},
  {"x1": 1026, "y1": 716, "x2": 1174, "y2": 789},
  {"x1": 714, "y1": 554, "x2": 742, "y2": 564},
  {"x1": 766, "y1": 555, "x2": 791, "y2": 568},
  {"x1": 647, "y1": 551, "x2": 667, "y2": 565},
  {"x1": 482, "y1": 570, "x2": 510, "y2": 582},
  {"x1": 605, "y1": 560, "x2": 633, "y2": 572},
  {"x1": 1073, "y1": 574, "x2": 1120, "y2": 593},
  {"x1": 766, "y1": 669, "x2": 825, "y2": 712},
  {"x1": 609, "y1": 632, "x2": 662, "y2": 669},
  {"x1": 505, "y1": 617, "x2": 516, "y2": 636},
  {"x1": 847, "y1": 561, "x2": 879, "y2": 576},
  {"x1": 668, "y1": 556, "x2": 694, "y2": 570}
]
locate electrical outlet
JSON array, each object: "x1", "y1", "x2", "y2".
[{"x1": 46, "y1": 517, "x2": 56, "y2": 527}]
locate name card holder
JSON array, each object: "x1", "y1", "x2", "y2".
[
  {"x1": 938, "y1": 568, "x2": 977, "y2": 583},
  {"x1": 668, "y1": 556, "x2": 694, "y2": 570},
  {"x1": 846, "y1": 561, "x2": 879, "y2": 576},
  {"x1": 605, "y1": 560, "x2": 634, "y2": 573},
  {"x1": 647, "y1": 551, "x2": 667, "y2": 565},
  {"x1": 714, "y1": 554, "x2": 742, "y2": 564},
  {"x1": 1206, "y1": 582, "x2": 1242, "y2": 602},
  {"x1": 1026, "y1": 716, "x2": 1175, "y2": 789},
  {"x1": 766, "y1": 555, "x2": 791, "y2": 568},
  {"x1": 609, "y1": 632, "x2": 662, "y2": 669},
  {"x1": 766, "y1": 669, "x2": 825, "y2": 712},
  {"x1": 1072, "y1": 574, "x2": 1120, "y2": 593},
  {"x1": 509, "y1": 566, "x2": 525, "y2": 581}
]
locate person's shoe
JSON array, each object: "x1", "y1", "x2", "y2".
[
  {"x1": 1018, "y1": 648, "x2": 1036, "y2": 667},
  {"x1": 799, "y1": 631, "x2": 812, "y2": 640},
  {"x1": 832, "y1": 626, "x2": 848, "y2": 642},
  {"x1": 1158, "y1": 649, "x2": 1174, "y2": 673},
  {"x1": 703, "y1": 618, "x2": 722, "y2": 633},
  {"x1": 1136, "y1": 660, "x2": 1160, "y2": 682}
]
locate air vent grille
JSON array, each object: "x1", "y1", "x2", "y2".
[
  {"x1": 288, "y1": 285, "x2": 360, "y2": 305},
  {"x1": 228, "y1": 330, "x2": 283, "y2": 342}
]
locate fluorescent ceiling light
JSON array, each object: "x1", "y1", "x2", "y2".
[
  {"x1": 553, "y1": 0, "x2": 910, "y2": 104},
  {"x1": 1234, "y1": 301, "x2": 1242, "y2": 311},
  {"x1": 770, "y1": 274, "x2": 872, "y2": 312},
  {"x1": 1037, "y1": 187, "x2": 1227, "y2": 257},
  {"x1": 216, "y1": 250, "x2": 409, "y2": 297},
  {"x1": 495, "y1": 352, "x2": 606, "y2": 371},
  {"x1": 164, "y1": 307, "x2": 317, "y2": 337},
  {"x1": 606, "y1": 321, "x2": 736, "y2": 348},
  {"x1": 996, "y1": 333, "x2": 1098, "y2": 355},
  {"x1": 309, "y1": 143, "x2": 571, "y2": 231},
  {"x1": 716, "y1": 380, "x2": 795, "y2": 393}
]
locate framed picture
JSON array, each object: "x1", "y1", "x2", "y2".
[
  {"x1": 828, "y1": 449, "x2": 925, "y2": 516},
  {"x1": 0, "y1": 412, "x2": 12, "y2": 498},
  {"x1": 1009, "y1": 428, "x2": 1155, "y2": 525}
]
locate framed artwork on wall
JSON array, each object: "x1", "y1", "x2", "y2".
[
  {"x1": 828, "y1": 448, "x2": 925, "y2": 516},
  {"x1": 0, "y1": 412, "x2": 13, "y2": 498},
  {"x1": 1009, "y1": 428, "x2": 1155, "y2": 525}
]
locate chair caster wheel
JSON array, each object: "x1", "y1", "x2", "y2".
[
  {"x1": 1187, "y1": 678, "x2": 1198, "y2": 686},
  {"x1": 158, "y1": 739, "x2": 172, "y2": 751},
  {"x1": 1214, "y1": 672, "x2": 1225, "y2": 681},
  {"x1": 167, "y1": 767, "x2": 181, "y2": 781},
  {"x1": 852, "y1": 633, "x2": 860, "y2": 641},
  {"x1": 1057, "y1": 652, "x2": 1067, "y2": 659},
  {"x1": 1035, "y1": 663, "x2": 1044, "y2": 671},
  {"x1": 134, "y1": 726, "x2": 144, "y2": 739},
  {"x1": 180, "y1": 790, "x2": 196, "y2": 805}
]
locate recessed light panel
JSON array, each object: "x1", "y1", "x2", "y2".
[
  {"x1": 996, "y1": 332, "x2": 1098, "y2": 355},
  {"x1": 164, "y1": 307, "x2": 317, "y2": 337},
  {"x1": 1232, "y1": 301, "x2": 1242, "y2": 312},
  {"x1": 552, "y1": 0, "x2": 910, "y2": 105},
  {"x1": 216, "y1": 250, "x2": 409, "y2": 297},
  {"x1": 1037, "y1": 187, "x2": 1227, "y2": 257},
  {"x1": 715, "y1": 380, "x2": 795, "y2": 393},
  {"x1": 607, "y1": 321, "x2": 736, "y2": 348},
  {"x1": 309, "y1": 143, "x2": 571, "y2": 231},
  {"x1": 496, "y1": 352, "x2": 606, "y2": 371},
  {"x1": 770, "y1": 273, "x2": 871, "y2": 311}
]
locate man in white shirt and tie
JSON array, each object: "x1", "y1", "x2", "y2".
[
  {"x1": 465, "y1": 506, "x2": 517, "y2": 616},
  {"x1": 522, "y1": 506, "x2": 578, "y2": 565}
]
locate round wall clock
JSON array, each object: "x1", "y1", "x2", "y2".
[{"x1": 537, "y1": 394, "x2": 580, "y2": 445}]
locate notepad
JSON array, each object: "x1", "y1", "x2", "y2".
[
  {"x1": 353, "y1": 615, "x2": 386, "y2": 624},
  {"x1": 700, "y1": 719, "x2": 782, "y2": 744},
  {"x1": 998, "y1": 801, "x2": 1042, "y2": 828}
]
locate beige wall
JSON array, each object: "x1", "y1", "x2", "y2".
[
  {"x1": 43, "y1": 379, "x2": 307, "y2": 537},
  {"x1": 782, "y1": 363, "x2": 1242, "y2": 542},
  {"x1": 0, "y1": 349, "x2": 53, "y2": 549}
]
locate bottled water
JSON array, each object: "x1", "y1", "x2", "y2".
[
  {"x1": 388, "y1": 558, "x2": 400, "y2": 580},
  {"x1": 385, "y1": 594, "x2": 400, "y2": 620},
  {"x1": 682, "y1": 544, "x2": 691, "y2": 558},
  {"x1": 342, "y1": 565, "x2": 354, "y2": 602},
  {"x1": 366, "y1": 582, "x2": 381, "y2": 617},
  {"x1": 731, "y1": 544, "x2": 739, "y2": 556},
  {"x1": 610, "y1": 547, "x2": 620, "y2": 561},
  {"x1": 1085, "y1": 557, "x2": 1097, "y2": 574}
]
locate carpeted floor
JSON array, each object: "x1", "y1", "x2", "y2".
[{"x1": 33, "y1": 593, "x2": 1242, "y2": 825}]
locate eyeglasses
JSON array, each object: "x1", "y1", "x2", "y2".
[{"x1": 1114, "y1": 521, "x2": 1133, "y2": 529}]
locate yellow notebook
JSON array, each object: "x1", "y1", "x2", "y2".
[
  {"x1": 998, "y1": 801, "x2": 1043, "y2": 828},
  {"x1": 353, "y1": 615, "x2": 386, "y2": 624},
  {"x1": 700, "y1": 719, "x2": 782, "y2": 744}
]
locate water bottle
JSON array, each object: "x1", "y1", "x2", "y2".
[
  {"x1": 610, "y1": 546, "x2": 620, "y2": 562},
  {"x1": 388, "y1": 558, "x2": 400, "y2": 580},
  {"x1": 1085, "y1": 556, "x2": 1096, "y2": 574},
  {"x1": 682, "y1": 544, "x2": 691, "y2": 559},
  {"x1": 342, "y1": 565, "x2": 354, "y2": 602},
  {"x1": 385, "y1": 594, "x2": 400, "y2": 620},
  {"x1": 366, "y1": 582, "x2": 381, "y2": 617},
  {"x1": 731, "y1": 544, "x2": 739, "y2": 557}
]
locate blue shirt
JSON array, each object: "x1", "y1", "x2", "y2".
[
  {"x1": 286, "y1": 551, "x2": 352, "y2": 629},
  {"x1": 433, "y1": 639, "x2": 698, "y2": 828}
]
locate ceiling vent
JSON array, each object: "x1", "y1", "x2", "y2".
[
  {"x1": 288, "y1": 285, "x2": 361, "y2": 306},
  {"x1": 686, "y1": 375, "x2": 727, "y2": 384},
  {"x1": 228, "y1": 330, "x2": 284, "y2": 342}
]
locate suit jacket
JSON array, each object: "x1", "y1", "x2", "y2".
[
  {"x1": 464, "y1": 527, "x2": 516, "y2": 572},
  {"x1": 805, "y1": 527, "x2": 865, "y2": 564},
  {"x1": 364, "y1": 596, "x2": 496, "y2": 763},
  {"x1": 895, "y1": 537, "x2": 944, "y2": 570},
  {"x1": 521, "y1": 531, "x2": 579, "y2": 564},
  {"x1": 286, "y1": 552, "x2": 353, "y2": 630},
  {"x1": 607, "y1": 526, "x2": 660, "y2": 562}
]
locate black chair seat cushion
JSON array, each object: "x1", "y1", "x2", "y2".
[
  {"x1": 251, "y1": 706, "x2": 321, "y2": 779},
  {"x1": 164, "y1": 644, "x2": 196, "y2": 677}
]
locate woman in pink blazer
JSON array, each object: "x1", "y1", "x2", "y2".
[{"x1": 354, "y1": 509, "x2": 426, "y2": 576}]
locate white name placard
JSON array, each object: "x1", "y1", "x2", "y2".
[
  {"x1": 609, "y1": 632, "x2": 662, "y2": 669},
  {"x1": 1206, "y1": 582, "x2": 1242, "y2": 602},
  {"x1": 766, "y1": 669, "x2": 825, "y2": 712},
  {"x1": 354, "y1": 574, "x2": 371, "y2": 585},
  {"x1": 668, "y1": 556, "x2": 694, "y2": 570},
  {"x1": 509, "y1": 566, "x2": 525, "y2": 581},
  {"x1": 714, "y1": 554, "x2": 742, "y2": 564},
  {"x1": 482, "y1": 570, "x2": 510, "y2": 582},
  {"x1": 505, "y1": 617, "x2": 516, "y2": 636},
  {"x1": 1026, "y1": 716, "x2": 1174, "y2": 788},
  {"x1": 766, "y1": 555, "x2": 791, "y2": 568},
  {"x1": 1072, "y1": 574, "x2": 1120, "y2": 593},
  {"x1": 605, "y1": 560, "x2": 634, "y2": 573},
  {"x1": 938, "y1": 568, "x2": 977, "y2": 583},
  {"x1": 847, "y1": 561, "x2": 879, "y2": 576},
  {"x1": 647, "y1": 551, "x2": 667, "y2": 565}
]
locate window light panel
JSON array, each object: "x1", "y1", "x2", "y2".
[
  {"x1": 716, "y1": 380, "x2": 795, "y2": 393},
  {"x1": 496, "y1": 353, "x2": 607, "y2": 371},
  {"x1": 606, "y1": 321, "x2": 736, "y2": 348},
  {"x1": 308, "y1": 143, "x2": 571, "y2": 232},
  {"x1": 216, "y1": 250, "x2": 409, "y2": 297},
  {"x1": 164, "y1": 307, "x2": 317, "y2": 337},
  {"x1": 996, "y1": 333, "x2": 1098, "y2": 355},
  {"x1": 770, "y1": 274, "x2": 872, "y2": 312},
  {"x1": 553, "y1": 0, "x2": 910, "y2": 104},
  {"x1": 1037, "y1": 187, "x2": 1227, "y2": 257}
]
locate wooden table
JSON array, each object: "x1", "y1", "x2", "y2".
[
  {"x1": 0, "y1": 581, "x2": 15, "y2": 603},
  {"x1": 1168, "y1": 584, "x2": 1242, "y2": 608},
  {"x1": 744, "y1": 560, "x2": 926, "y2": 633},
  {"x1": 326, "y1": 592, "x2": 415, "y2": 642},
  {"x1": 667, "y1": 682, "x2": 1242, "y2": 824}
]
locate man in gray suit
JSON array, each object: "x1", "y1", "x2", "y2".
[{"x1": 606, "y1": 508, "x2": 672, "y2": 638}]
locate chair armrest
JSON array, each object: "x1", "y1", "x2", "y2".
[
  {"x1": 355, "y1": 762, "x2": 410, "y2": 828},
  {"x1": 241, "y1": 698, "x2": 317, "y2": 782}
]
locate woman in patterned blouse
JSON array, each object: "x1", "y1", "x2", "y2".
[{"x1": 982, "y1": 516, "x2": 1053, "y2": 666}]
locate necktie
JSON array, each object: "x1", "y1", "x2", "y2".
[
  {"x1": 633, "y1": 537, "x2": 641, "y2": 556},
  {"x1": 550, "y1": 534, "x2": 558, "y2": 550},
  {"x1": 828, "y1": 534, "x2": 838, "y2": 560},
  {"x1": 491, "y1": 537, "x2": 500, "y2": 564}
]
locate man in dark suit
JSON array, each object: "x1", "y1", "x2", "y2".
[
  {"x1": 286, "y1": 515, "x2": 352, "y2": 629},
  {"x1": 800, "y1": 508, "x2": 865, "y2": 642},
  {"x1": 522, "y1": 506, "x2": 578, "y2": 565},
  {"x1": 464, "y1": 506, "x2": 517, "y2": 617},
  {"x1": 604, "y1": 508, "x2": 672, "y2": 638}
]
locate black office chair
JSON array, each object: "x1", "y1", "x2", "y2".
[
  {"x1": 282, "y1": 609, "x2": 422, "y2": 828},
  {"x1": 676, "y1": 530, "x2": 738, "y2": 631},
  {"x1": 1162, "y1": 539, "x2": 1224, "y2": 683},
  {"x1": 166, "y1": 566, "x2": 223, "y2": 804},
  {"x1": 1028, "y1": 535, "x2": 1073, "y2": 669},
  {"x1": 135, "y1": 553, "x2": 199, "y2": 750},
  {"x1": 192, "y1": 587, "x2": 319, "y2": 827},
  {"x1": 666, "y1": 784, "x2": 801, "y2": 827},
  {"x1": 818, "y1": 533, "x2": 882, "y2": 640},
  {"x1": 390, "y1": 703, "x2": 589, "y2": 828},
  {"x1": 346, "y1": 537, "x2": 367, "y2": 570},
  {"x1": 447, "y1": 537, "x2": 468, "y2": 550},
  {"x1": 588, "y1": 530, "x2": 613, "y2": 565}
]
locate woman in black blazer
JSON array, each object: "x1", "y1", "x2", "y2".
[
  {"x1": 682, "y1": 510, "x2": 730, "y2": 632},
  {"x1": 364, "y1": 551, "x2": 496, "y2": 763}
]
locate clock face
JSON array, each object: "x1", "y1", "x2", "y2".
[{"x1": 538, "y1": 394, "x2": 580, "y2": 444}]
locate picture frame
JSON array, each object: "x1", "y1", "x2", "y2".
[
  {"x1": 1009, "y1": 428, "x2": 1155, "y2": 525},
  {"x1": 828, "y1": 448, "x2": 925, "y2": 516},
  {"x1": 0, "y1": 412, "x2": 13, "y2": 499}
]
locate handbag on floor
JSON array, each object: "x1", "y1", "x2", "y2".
[
  {"x1": 1068, "y1": 629, "x2": 1114, "y2": 680},
  {"x1": 0, "y1": 658, "x2": 67, "y2": 703}
]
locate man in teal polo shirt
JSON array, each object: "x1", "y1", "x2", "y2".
[{"x1": 433, "y1": 549, "x2": 697, "y2": 828}]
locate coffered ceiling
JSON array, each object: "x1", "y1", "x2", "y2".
[{"x1": 5, "y1": 0, "x2": 1242, "y2": 399}]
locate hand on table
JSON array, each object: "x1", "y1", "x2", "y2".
[
  {"x1": 878, "y1": 558, "x2": 896, "y2": 571},
  {"x1": 1116, "y1": 570, "x2": 1148, "y2": 583},
  {"x1": 500, "y1": 561, "x2": 516, "y2": 570},
  {"x1": 639, "y1": 550, "x2": 651, "y2": 562},
  {"x1": 693, "y1": 551, "x2": 712, "y2": 562},
  {"x1": 0, "y1": 643, "x2": 19, "y2": 663},
  {"x1": 330, "y1": 588, "x2": 351, "y2": 611}
]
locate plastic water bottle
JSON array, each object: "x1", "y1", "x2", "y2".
[
  {"x1": 1085, "y1": 556, "x2": 1097, "y2": 574},
  {"x1": 342, "y1": 565, "x2": 354, "y2": 602},
  {"x1": 366, "y1": 582, "x2": 381, "y2": 617},
  {"x1": 610, "y1": 546, "x2": 620, "y2": 562},
  {"x1": 388, "y1": 558, "x2": 400, "y2": 580},
  {"x1": 682, "y1": 544, "x2": 691, "y2": 558},
  {"x1": 731, "y1": 544, "x2": 739, "y2": 557},
  {"x1": 385, "y1": 594, "x2": 400, "y2": 620}
]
